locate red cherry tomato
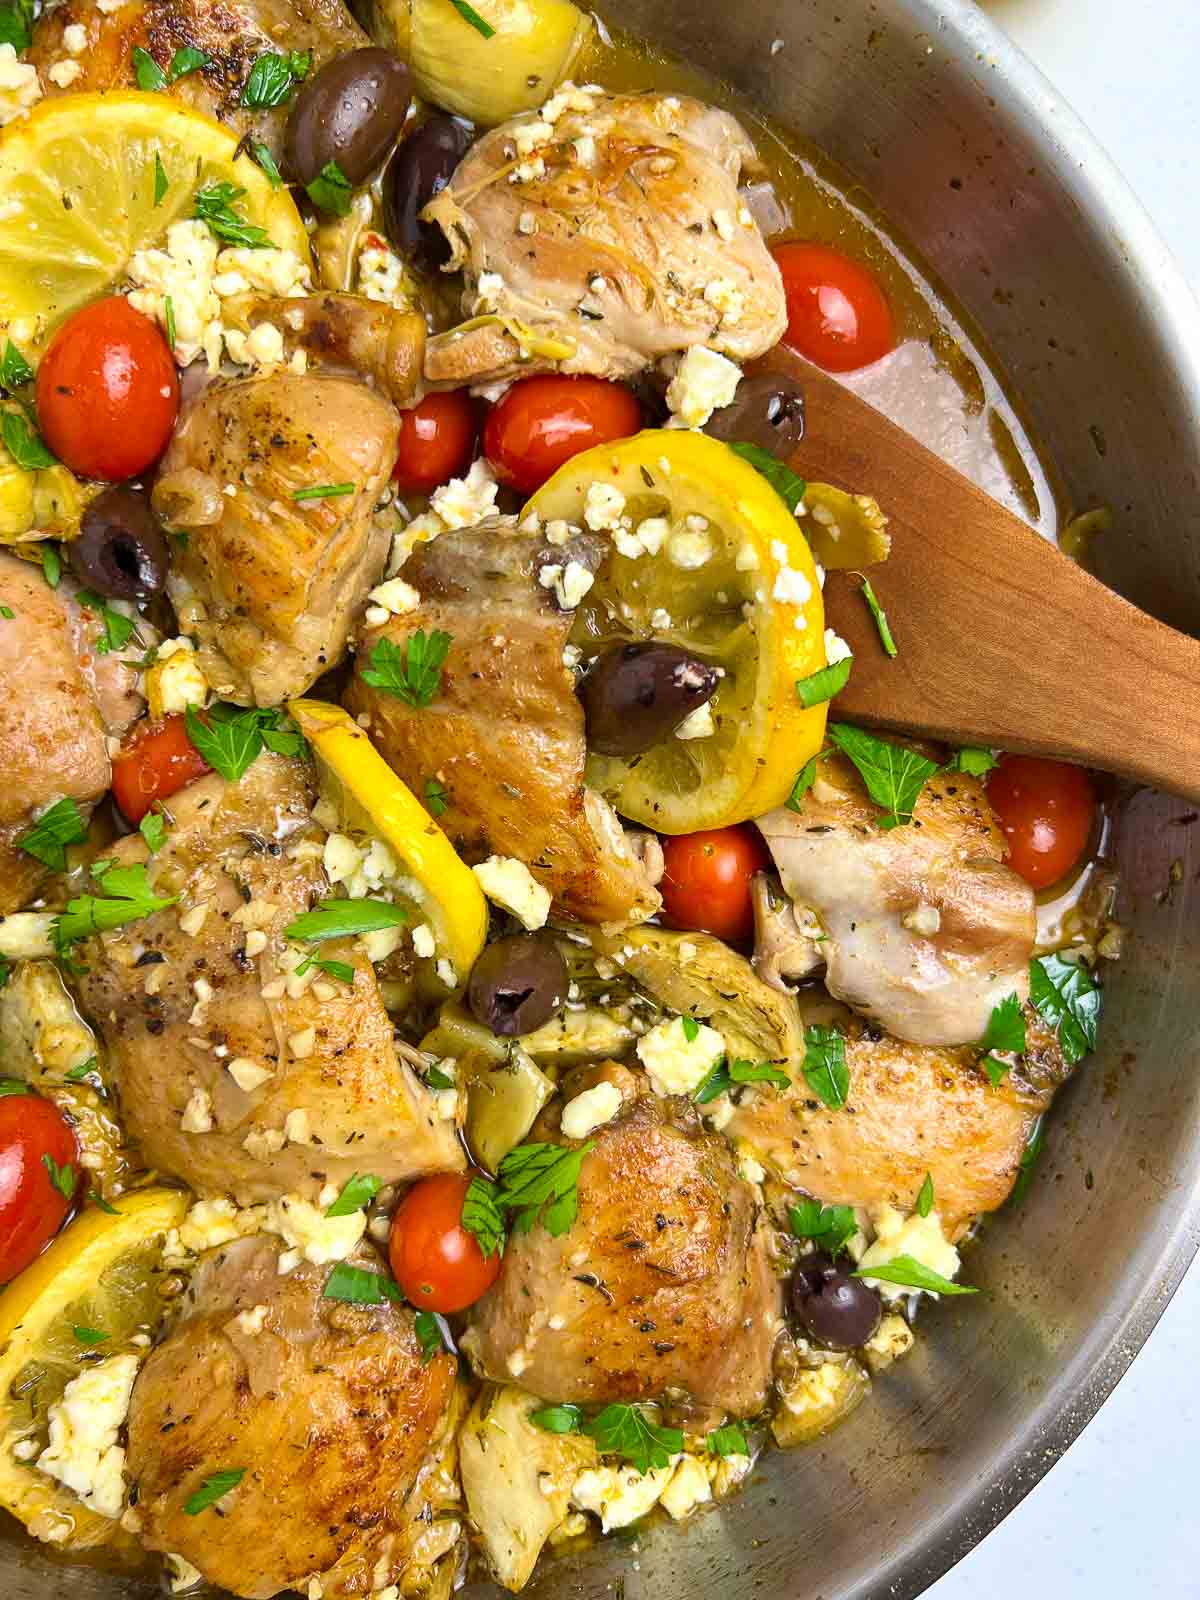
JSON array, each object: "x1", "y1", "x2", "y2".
[
  {"x1": 111, "y1": 714, "x2": 211, "y2": 825},
  {"x1": 36, "y1": 297, "x2": 179, "y2": 481},
  {"x1": 0, "y1": 1093, "x2": 79, "y2": 1285},
  {"x1": 389, "y1": 1171, "x2": 501, "y2": 1314},
  {"x1": 986, "y1": 755, "x2": 1096, "y2": 889},
  {"x1": 772, "y1": 242, "x2": 896, "y2": 373},
  {"x1": 660, "y1": 825, "x2": 771, "y2": 944},
  {"x1": 393, "y1": 391, "x2": 479, "y2": 495},
  {"x1": 483, "y1": 375, "x2": 642, "y2": 495}
]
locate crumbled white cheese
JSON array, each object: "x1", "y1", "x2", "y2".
[
  {"x1": 770, "y1": 540, "x2": 814, "y2": 610},
  {"x1": 224, "y1": 321, "x2": 286, "y2": 369},
  {"x1": 436, "y1": 958, "x2": 458, "y2": 988},
  {"x1": 636, "y1": 1014, "x2": 725, "y2": 1097},
  {"x1": 675, "y1": 702, "x2": 715, "y2": 740},
  {"x1": 659, "y1": 1455, "x2": 713, "y2": 1520},
  {"x1": 362, "y1": 925, "x2": 404, "y2": 963},
  {"x1": 711, "y1": 208, "x2": 736, "y2": 242},
  {"x1": 583, "y1": 482, "x2": 627, "y2": 533},
  {"x1": 857, "y1": 1204, "x2": 961, "y2": 1300},
  {"x1": 357, "y1": 231, "x2": 416, "y2": 309},
  {"x1": 323, "y1": 831, "x2": 363, "y2": 886},
  {"x1": 573, "y1": 133, "x2": 597, "y2": 166},
  {"x1": 614, "y1": 514, "x2": 669, "y2": 561},
  {"x1": 560, "y1": 1081, "x2": 622, "y2": 1141},
  {"x1": 667, "y1": 523, "x2": 713, "y2": 570},
  {"x1": 823, "y1": 627, "x2": 853, "y2": 665},
  {"x1": 473, "y1": 855, "x2": 552, "y2": 930},
  {"x1": 430, "y1": 457, "x2": 499, "y2": 531},
  {"x1": 901, "y1": 902, "x2": 941, "y2": 937},
  {"x1": 780, "y1": 1360, "x2": 847, "y2": 1418},
  {"x1": 473, "y1": 270, "x2": 507, "y2": 315},
  {"x1": 538, "y1": 559, "x2": 594, "y2": 610},
  {"x1": 571, "y1": 1462, "x2": 676, "y2": 1531},
  {"x1": 62, "y1": 22, "x2": 87, "y2": 54},
  {"x1": 263, "y1": 1192, "x2": 366, "y2": 1267},
  {"x1": 180, "y1": 1087, "x2": 214, "y2": 1134},
  {"x1": 863, "y1": 1312, "x2": 915, "y2": 1372},
  {"x1": 145, "y1": 638, "x2": 208, "y2": 719},
  {"x1": 227, "y1": 1056, "x2": 274, "y2": 1093},
  {"x1": 665, "y1": 345, "x2": 741, "y2": 429},
  {"x1": 234, "y1": 1304, "x2": 269, "y2": 1336},
  {"x1": 703, "y1": 277, "x2": 745, "y2": 327},
  {"x1": 283, "y1": 1108, "x2": 312, "y2": 1146},
  {"x1": 367, "y1": 577, "x2": 420, "y2": 617},
  {"x1": 411, "y1": 923, "x2": 436, "y2": 960},
  {"x1": 47, "y1": 59, "x2": 83, "y2": 87},
  {"x1": 0, "y1": 44, "x2": 42, "y2": 127},
  {"x1": 36, "y1": 1355, "x2": 140, "y2": 1520}
]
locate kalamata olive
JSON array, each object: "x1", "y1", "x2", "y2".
[
  {"x1": 285, "y1": 48, "x2": 412, "y2": 189},
  {"x1": 467, "y1": 934, "x2": 568, "y2": 1037},
  {"x1": 579, "y1": 644, "x2": 720, "y2": 757},
  {"x1": 68, "y1": 486, "x2": 170, "y2": 599},
  {"x1": 383, "y1": 113, "x2": 474, "y2": 273},
  {"x1": 790, "y1": 1250, "x2": 882, "y2": 1351},
  {"x1": 704, "y1": 373, "x2": 806, "y2": 458}
]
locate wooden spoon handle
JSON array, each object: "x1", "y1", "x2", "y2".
[{"x1": 759, "y1": 348, "x2": 1200, "y2": 802}]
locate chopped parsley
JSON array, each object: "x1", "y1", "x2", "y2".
[
  {"x1": 1009, "y1": 1119, "x2": 1045, "y2": 1206},
  {"x1": 40, "y1": 544, "x2": 61, "y2": 588},
  {"x1": 0, "y1": 1077, "x2": 27, "y2": 1096},
  {"x1": 163, "y1": 293, "x2": 177, "y2": 350},
  {"x1": 252, "y1": 142, "x2": 283, "y2": 189},
  {"x1": 796, "y1": 657, "x2": 853, "y2": 708},
  {"x1": 494, "y1": 1140, "x2": 592, "y2": 1238},
  {"x1": 138, "y1": 811, "x2": 167, "y2": 854},
  {"x1": 460, "y1": 1175, "x2": 505, "y2": 1258},
  {"x1": 786, "y1": 748, "x2": 829, "y2": 810},
  {"x1": 801, "y1": 1024, "x2": 849, "y2": 1110},
  {"x1": 916, "y1": 1172, "x2": 935, "y2": 1218},
  {"x1": 825, "y1": 723, "x2": 939, "y2": 830},
  {"x1": 859, "y1": 576, "x2": 897, "y2": 657},
  {"x1": 2, "y1": 409, "x2": 56, "y2": 471},
  {"x1": 414, "y1": 1309, "x2": 451, "y2": 1361},
  {"x1": 153, "y1": 153, "x2": 168, "y2": 207},
  {"x1": 423, "y1": 1063, "x2": 455, "y2": 1091},
  {"x1": 728, "y1": 441, "x2": 807, "y2": 514},
  {"x1": 285, "y1": 898, "x2": 408, "y2": 946},
  {"x1": 447, "y1": 0, "x2": 496, "y2": 38},
  {"x1": 1029, "y1": 954, "x2": 1101, "y2": 1065},
  {"x1": 0, "y1": 339, "x2": 32, "y2": 392},
  {"x1": 980, "y1": 992, "x2": 1026, "y2": 1056},
  {"x1": 0, "y1": 0, "x2": 34, "y2": 56},
  {"x1": 42, "y1": 1153, "x2": 76, "y2": 1199},
  {"x1": 530, "y1": 1403, "x2": 583, "y2": 1434},
  {"x1": 582, "y1": 1403, "x2": 684, "y2": 1475},
  {"x1": 325, "y1": 1172, "x2": 382, "y2": 1217},
  {"x1": 184, "y1": 1468, "x2": 246, "y2": 1516},
  {"x1": 184, "y1": 703, "x2": 303, "y2": 784},
  {"x1": 193, "y1": 181, "x2": 274, "y2": 249},
  {"x1": 706, "y1": 1423, "x2": 748, "y2": 1458},
  {"x1": 89, "y1": 1191, "x2": 120, "y2": 1216},
  {"x1": 305, "y1": 159, "x2": 353, "y2": 217},
  {"x1": 76, "y1": 590, "x2": 135, "y2": 655},
  {"x1": 72, "y1": 1326, "x2": 109, "y2": 1346},
  {"x1": 423, "y1": 777, "x2": 449, "y2": 817},
  {"x1": 133, "y1": 44, "x2": 209, "y2": 90},
  {"x1": 64, "y1": 1056, "x2": 98, "y2": 1083},
  {"x1": 322, "y1": 1261, "x2": 403, "y2": 1305},
  {"x1": 693, "y1": 1056, "x2": 790, "y2": 1105},
  {"x1": 787, "y1": 1198, "x2": 858, "y2": 1257},
  {"x1": 305, "y1": 957, "x2": 355, "y2": 983},
  {"x1": 946, "y1": 747, "x2": 998, "y2": 777},
  {"x1": 240, "y1": 49, "x2": 311, "y2": 107},
  {"x1": 52, "y1": 859, "x2": 179, "y2": 956},
  {"x1": 293, "y1": 481, "x2": 356, "y2": 502},
  {"x1": 680, "y1": 1014, "x2": 700, "y2": 1043},
  {"x1": 362, "y1": 630, "x2": 452, "y2": 710},
  {"x1": 16, "y1": 796, "x2": 88, "y2": 872},
  {"x1": 853, "y1": 1254, "x2": 977, "y2": 1296}
]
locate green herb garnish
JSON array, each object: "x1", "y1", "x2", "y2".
[
  {"x1": 693, "y1": 1056, "x2": 789, "y2": 1105},
  {"x1": 728, "y1": 441, "x2": 807, "y2": 513},
  {"x1": 293, "y1": 481, "x2": 356, "y2": 502},
  {"x1": 826, "y1": 723, "x2": 939, "y2": 830},
  {"x1": 240, "y1": 49, "x2": 311, "y2": 107},
  {"x1": 787, "y1": 1198, "x2": 858, "y2": 1256},
  {"x1": 859, "y1": 577, "x2": 897, "y2": 657},
  {"x1": 42, "y1": 1154, "x2": 76, "y2": 1199},
  {"x1": 139, "y1": 811, "x2": 167, "y2": 854},
  {"x1": 76, "y1": 590, "x2": 135, "y2": 655},
  {"x1": 325, "y1": 1172, "x2": 382, "y2": 1217},
  {"x1": 1029, "y1": 954, "x2": 1101, "y2": 1066},
  {"x1": 72, "y1": 1326, "x2": 109, "y2": 1346},
  {"x1": 980, "y1": 993, "x2": 1026, "y2": 1056},
  {"x1": 460, "y1": 1175, "x2": 506, "y2": 1258},
  {"x1": 423, "y1": 777, "x2": 449, "y2": 817},
  {"x1": 530, "y1": 1403, "x2": 583, "y2": 1435},
  {"x1": 64, "y1": 1056, "x2": 98, "y2": 1083},
  {"x1": 447, "y1": 0, "x2": 496, "y2": 38},
  {"x1": 305, "y1": 159, "x2": 352, "y2": 217},
  {"x1": 2, "y1": 409, "x2": 56, "y2": 471},
  {"x1": 945, "y1": 747, "x2": 997, "y2": 777},
  {"x1": 706, "y1": 1423, "x2": 748, "y2": 1457},
  {"x1": 495, "y1": 1141, "x2": 592, "y2": 1238},
  {"x1": 0, "y1": 339, "x2": 32, "y2": 392},
  {"x1": 285, "y1": 897, "x2": 408, "y2": 947},
  {"x1": 193, "y1": 181, "x2": 274, "y2": 249},
  {"x1": 853, "y1": 1254, "x2": 976, "y2": 1296},
  {"x1": 321, "y1": 1261, "x2": 402, "y2": 1305},
  {"x1": 916, "y1": 1173, "x2": 934, "y2": 1218},
  {"x1": 583, "y1": 1403, "x2": 683, "y2": 1475},
  {"x1": 153, "y1": 152, "x2": 169, "y2": 207},
  {"x1": 680, "y1": 1014, "x2": 700, "y2": 1044},
  {"x1": 16, "y1": 796, "x2": 88, "y2": 872},
  {"x1": 52, "y1": 860, "x2": 179, "y2": 955},
  {"x1": 362, "y1": 630, "x2": 452, "y2": 710},
  {"x1": 801, "y1": 1024, "x2": 849, "y2": 1110},
  {"x1": 414, "y1": 1309, "x2": 450, "y2": 1361},
  {"x1": 251, "y1": 142, "x2": 283, "y2": 189},
  {"x1": 184, "y1": 1469, "x2": 246, "y2": 1516},
  {"x1": 795, "y1": 657, "x2": 852, "y2": 709}
]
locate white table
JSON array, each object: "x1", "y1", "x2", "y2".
[{"x1": 930, "y1": 3, "x2": 1200, "y2": 1595}]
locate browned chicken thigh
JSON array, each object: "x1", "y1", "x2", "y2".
[
  {"x1": 127, "y1": 1235, "x2": 458, "y2": 1599},
  {"x1": 73, "y1": 754, "x2": 463, "y2": 1203},
  {"x1": 347, "y1": 519, "x2": 661, "y2": 927},
  {"x1": 423, "y1": 91, "x2": 787, "y2": 388},
  {"x1": 153, "y1": 371, "x2": 399, "y2": 706},
  {"x1": 462, "y1": 1063, "x2": 781, "y2": 1420}
]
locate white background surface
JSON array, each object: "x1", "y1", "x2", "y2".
[{"x1": 930, "y1": 3, "x2": 1200, "y2": 1596}]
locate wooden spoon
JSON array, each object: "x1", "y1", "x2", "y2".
[{"x1": 756, "y1": 346, "x2": 1200, "y2": 802}]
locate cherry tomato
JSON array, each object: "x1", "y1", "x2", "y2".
[
  {"x1": 660, "y1": 825, "x2": 771, "y2": 943},
  {"x1": 0, "y1": 1092, "x2": 79, "y2": 1285},
  {"x1": 986, "y1": 755, "x2": 1096, "y2": 889},
  {"x1": 111, "y1": 714, "x2": 211, "y2": 825},
  {"x1": 483, "y1": 375, "x2": 642, "y2": 495},
  {"x1": 393, "y1": 390, "x2": 479, "y2": 495},
  {"x1": 36, "y1": 297, "x2": 180, "y2": 481},
  {"x1": 389, "y1": 1171, "x2": 501, "y2": 1314},
  {"x1": 772, "y1": 241, "x2": 896, "y2": 373}
]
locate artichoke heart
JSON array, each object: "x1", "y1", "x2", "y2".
[{"x1": 0, "y1": 415, "x2": 90, "y2": 543}]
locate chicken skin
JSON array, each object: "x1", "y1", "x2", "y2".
[
  {"x1": 153, "y1": 371, "x2": 398, "y2": 707},
  {"x1": 126, "y1": 1235, "x2": 458, "y2": 1599},
  {"x1": 73, "y1": 754, "x2": 463, "y2": 1204},
  {"x1": 462, "y1": 1063, "x2": 781, "y2": 1420}
]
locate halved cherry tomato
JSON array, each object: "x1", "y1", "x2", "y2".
[
  {"x1": 986, "y1": 755, "x2": 1096, "y2": 889},
  {"x1": 111, "y1": 714, "x2": 211, "y2": 825},
  {"x1": 484, "y1": 375, "x2": 642, "y2": 495},
  {"x1": 36, "y1": 296, "x2": 179, "y2": 481},
  {"x1": 660, "y1": 825, "x2": 771, "y2": 944},
  {"x1": 772, "y1": 241, "x2": 895, "y2": 373},
  {"x1": 0, "y1": 1092, "x2": 79, "y2": 1285},
  {"x1": 389, "y1": 1171, "x2": 501, "y2": 1314},
  {"x1": 393, "y1": 390, "x2": 479, "y2": 495}
]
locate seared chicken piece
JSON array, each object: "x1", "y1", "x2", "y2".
[
  {"x1": 462, "y1": 1063, "x2": 781, "y2": 1419},
  {"x1": 0, "y1": 554, "x2": 145, "y2": 910},
  {"x1": 724, "y1": 993, "x2": 1069, "y2": 1230},
  {"x1": 127, "y1": 1235, "x2": 458, "y2": 1599},
  {"x1": 347, "y1": 519, "x2": 660, "y2": 927},
  {"x1": 755, "y1": 754, "x2": 1037, "y2": 1047},
  {"x1": 423, "y1": 91, "x2": 787, "y2": 388},
  {"x1": 222, "y1": 293, "x2": 426, "y2": 407},
  {"x1": 29, "y1": 0, "x2": 363, "y2": 159},
  {"x1": 153, "y1": 371, "x2": 398, "y2": 706},
  {"x1": 74, "y1": 755, "x2": 464, "y2": 1203}
]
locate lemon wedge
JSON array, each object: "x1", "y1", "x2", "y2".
[
  {"x1": 0, "y1": 1187, "x2": 188, "y2": 1548},
  {"x1": 0, "y1": 92, "x2": 309, "y2": 352},
  {"x1": 289, "y1": 698, "x2": 488, "y2": 981},
  {"x1": 528, "y1": 429, "x2": 828, "y2": 833}
]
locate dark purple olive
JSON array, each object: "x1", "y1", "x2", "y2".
[
  {"x1": 383, "y1": 113, "x2": 474, "y2": 273},
  {"x1": 285, "y1": 48, "x2": 412, "y2": 189},
  {"x1": 467, "y1": 934, "x2": 568, "y2": 1037},
  {"x1": 579, "y1": 643, "x2": 720, "y2": 757},
  {"x1": 790, "y1": 1250, "x2": 882, "y2": 1351},
  {"x1": 68, "y1": 486, "x2": 170, "y2": 600},
  {"x1": 704, "y1": 373, "x2": 806, "y2": 458}
]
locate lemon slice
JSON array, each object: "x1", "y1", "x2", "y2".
[
  {"x1": 289, "y1": 698, "x2": 488, "y2": 980},
  {"x1": 0, "y1": 92, "x2": 309, "y2": 352},
  {"x1": 0, "y1": 1187, "x2": 188, "y2": 1548},
  {"x1": 528, "y1": 429, "x2": 828, "y2": 833}
]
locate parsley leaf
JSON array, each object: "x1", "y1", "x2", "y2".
[
  {"x1": 285, "y1": 897, "x2": 408, "y2": 945},
  {"x1": 52, "y1": 860, "x2": 179, "y2": 955},
  {"x1": 0, "y1": 1077, "x2": 27, "y2": 1096},
  {"x1": 946, "y1": 747, "x2": 998, "y2": 777},
  {"x1": 16, "y1": 796, "x2": 88, "y2": 871},
  {"x1": 72, "y1": 1326, "x2": 109, "y2": 1346},
  {"x1": 193, "y1": 181, "x2": 274, "y2": 249},
  {"x1": 153, "y1": 152, "x2": 168, "y2": 207},
  {"x1": 424, "y1": 777, "x2": 449, "y2": 817},
  {"x1": 2, "y1": 409, "x2": 56, "y2": 470},
  {"x1": 40, "y1": 544, "x2": 61, "y2": 588},
  {"x1": 853, "y1": 1254, "x2": 977, "y2": 1296},
  {"x1": 680, "y1": 1014, "x2": 700, "y2": 1043},
  {"x1": 139, "y1": 811, "x2": 167, "y2": 854},
  {"x1": 447, "y1": 0, "x2": 496, "y2": 37},
  {"x1": 43, "y1": 1153, "x2": 76, "y2": 1199},
  {"x1": 163, "y1": 293, "x2": 177, "y2": 350},
  {"x1": 258, "y1": 710, "x2": 307, "y2": 758},
  {"x1": 88, "y1": 1190, "x2": 119, "y2": 1215},
  {"x1": 859, "y1": 577, "x2": 897, "y2": 657},
  {"x1": 325, "y1": 1172, "x2": 382, "y2": 1216},
  {"x1": 796, "y1": 657, "x2": 852, "y2": 708},
  {"x1": 0, "y1": 339, "x2": 32, "y2": 392},
  {"x1": 0, "y1": 0, "x2": 34, "y2": 55},
  {"x1": 706, "y1": 1423, "x2": 748, "y2": 1457},
  {"x1": 362, "y1": 630, "x2": 452, "y2": 709},
  {"x1": 787, "y1": 1198, "x2": 858, "y2": 1256},
  {"x1": 826, "y1": 723, "x2": 939, "y2": 830},
  {"x1": 64, "y1": 1056, "x2": 98, "y2": 1083},
  {"x1": 423, "y1": 1063, "x2": 455, "y2": 1091},
  {"x1": 252, "y1": 142, "x2": 283, "y2": 189},
  {"x1": 184, "y1": 703, "x2": 265, "y2": 783},
  {"x1": 583, "y1": 1403, "x2": 684, "y2": 1475},
  {"x1": 530, "y1": 1403, "x2": 583, "y2": 1434},
  {"x1": 167, "y1": 45, "x2": 209, "y2": 80},
  {"x1": 132, "y1": 45, "x2": 167, "y2": 90},
  {"x1": 293, "y1": 481, "x2": 355, "y2": 502},
  {"x1": 1029, "y1": 954, "x2": 1101, "y2": 1066},
  {"x1": 801, "y1": 1024, "x2": 849, "y2": 1109},
  {"x1": 495, "y1": 1141, "x2": 592, "y2": 1238},
  {"x1": 76, "y1": 590, "x2": 135, "y2": 655},
  {"x1": 916, "y1": 1172, "x2": 935, "y2": 1218},
  {"x1": 305, "y1": 159, "x2": 352, "y2": 217},
  {"x1": 786, "y1": 749, "x2": 828, "y2": 811},
  {"x1": 241, "y1": 49, "x2": 311, "y2": 107},
  {"x1": 982, "y1": 1056, "x2": 1010, "y2": 1087},
  {"x1": 728, "y1": 441, "x2": 807, "y2": 513},
  {"x1": 414, "y1": 1309, "x2": 451, "y2": 1361},
  {"x1": 461, "y1": 1175, "x2": 505, "y2": 1258},
  {"x1": 308, "y1": 957, "x2": 355, "y2": 983},
  {"x1": 184, "y1": 1469, "x2": 246, "y2": 1516},
  {"x1": 693, "y1": 1055, "x2": 789, "y2": 1105},
  {"x1": 322, "y1": 1262, "x2": 402, "y2": 1305},
  {"x1": 980, "y1": 992, "x2": 1026, "y2": 1056},
  {"x1": 1009, "y1": 1119, "x2": 1045, "y2": 1206}
]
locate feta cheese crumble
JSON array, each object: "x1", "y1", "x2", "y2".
[
  {"x1": 0, "y1": 44, "x2": 42, "y2": 128},
  {"x1": 36, "y1": 1355, "x2": 140, "y2": 1520},
  {"x1": 560, "y1": 1081, "x2": 623, "y2": 1140},
  {"x1": 674, "y1": 702, "x2": 715, "y2": 740},
  {"x1": 636, "y1": 1014, "x2": 725, "y2": 1096},
  {"x1": 473, "y1": 855, "x2": 552, "y2": 930},
  {"x1": 665, "y1": 345, "x2": 742, "y2": 429},
  {"x1": 857, "y1": 1204, "x2": 961, "y2": 1299},
  {"x1": 538, "y1": 559, "x2": 594, "y2": 610}
]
